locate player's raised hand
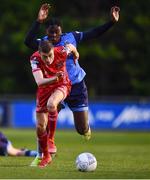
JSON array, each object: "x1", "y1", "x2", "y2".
[
  {"x1": 111, "y1": 6, "x2": 120, "y2": 22},
  {"x1": 37, "y1": 3, "x2": 51, "y2": 23}
]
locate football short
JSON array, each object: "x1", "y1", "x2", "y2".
[
  {"x1": 36, "y1": 85, "x2": 70, "y2": 113},
  {"x1": 0, "y1": 132, "x2": 9, "y2": 156},
  {"x1": 65, "y1": 80, "x2": 88, "y2": 112}
]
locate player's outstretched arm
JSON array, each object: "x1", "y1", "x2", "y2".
[
  {"x1": 24, "y1": 3, "x2": 51, "y2": 50},
  {"x1": 37, "y1": 3, "x2": 51, "y2": 23},
  {"x1": 79, "y1": 6, "x2": 120, "y2": 42}
]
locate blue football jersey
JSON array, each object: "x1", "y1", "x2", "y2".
[{"x1": 39, "y1": 32, "x2": 86, "y2": 84}]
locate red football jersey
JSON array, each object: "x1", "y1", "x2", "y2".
[{"x1": 30, "y1": 46, "x2": 71, "y2": 89}]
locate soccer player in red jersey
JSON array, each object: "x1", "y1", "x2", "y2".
[{"x1": 30, "y1": 40, "x2": 79, "y2": 168}]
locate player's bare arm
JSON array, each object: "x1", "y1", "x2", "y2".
[
  {"x1": 33, "y1": 70, "x2": 62, "y2": 86},
  {"x1": 111, "y1": 6, "x2": 120, "y2": 22},
  {"x1": 65, "y1": 44, "x2": 79, "y2": 60},
  {"x1": 37, "y1": 3, "x2": 51, "y2": 23}
]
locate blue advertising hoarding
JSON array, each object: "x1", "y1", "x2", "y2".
[
  {"x1": 0, "y1": 104, "x2": 5, "y2": 126},
  {"x1": 0, "y1": 103, "x2": 10, "y2": 126},
  {"x1": 11, "y1": 101, "x2": 150, "y2": 130},
  {"x1": 11, "y1": 101, "x2": 36, "y2": 128}
]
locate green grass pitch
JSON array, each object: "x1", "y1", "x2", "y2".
[{"x1": 0, "y1": 128, "x2": 150, "y2": 179}]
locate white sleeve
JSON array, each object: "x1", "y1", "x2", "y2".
[{"x1": 30, "y1": 57, "x2": 40, "y2": 71}]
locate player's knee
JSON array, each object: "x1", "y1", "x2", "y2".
[
  {"x1": 47, "y1": 102, "x2": 57, "y2": 112},
  {"x1": 36, "y1": 123, "x2": 46, "y2": 136}
]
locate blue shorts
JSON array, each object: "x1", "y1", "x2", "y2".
[
  {"x1": 64, "y1": 80, "x2": 88, "y2": 112},
  {"x1": 0, "y1": 132, "x2": 9, "y2": 156}
]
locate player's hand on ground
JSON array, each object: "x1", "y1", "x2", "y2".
[
  {"x1": 111, "y1": 6, "x2": 120, "y2": 22},
  {"x1": 37, "y1": 3, "x2": 51, "y2": 23},
  {"x1": 56, "y1": 71, "x2": 64, "y2": 81}
]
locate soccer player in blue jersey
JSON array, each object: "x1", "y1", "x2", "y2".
[{"x1": 24, "y1": 3, "x2": 120, "y2": 166}]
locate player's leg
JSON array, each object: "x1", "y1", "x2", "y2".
[
  {"x1": 30, "y1": 113, "x2": 47, "y2": 167},
  {"x1": 0, "y1": 132, "x2": 9, "y2": 156},
  {"x1": 6, "y1": 142, "x2": 37, "y2": 156},
  {"x1": 36, "y1": 112, "x2": 52, "y2": 168},
  {"x1": 7, "y1": 143, "x2": 23, "y2": 156},
  {"x1": 47, "y1": 86, "x2": 67, "y2": 154},
  {"x1": 0, "y1": 142, "x2": 8, "y2": 156},
  {"x1": 73, "y1": 110, "x2": 91, "y2": 140},
  {"x1": 31, "y1": 87, "x2": 65, "y2": 166},
  {"x1": 31, "y1": 89, "x2": 52, "y2": 167},
  {"x1": 65, "y1": 80, "x2": 91, "y2": 140},
  {"x1": 21, "y1": 149, "x2": 37, "y2": 157},
  {"x1": 73, "y1": 110, "x2": 89, "y2": 134},
  {"x1": 0, "y1": 132, "x2": 37, "y2": 157}
]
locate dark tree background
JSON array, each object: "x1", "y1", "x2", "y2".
[{"x1": 0, "y1": 0, "x2": 149, "y2": 99}]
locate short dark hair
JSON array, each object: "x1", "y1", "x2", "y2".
[
  {"x1": 45, "y1": 18, "x2": 62, "y2": 29},
  {"x1": 38, "y1": 40, "x2": 53, "y2": 53}
]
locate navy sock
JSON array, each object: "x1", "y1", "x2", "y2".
[{"x1": 25, "y1": 150, "x2": 37, "y2": 157}]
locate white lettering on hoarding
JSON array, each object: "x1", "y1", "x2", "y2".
[
  {"x1": 96, "y1": 111, "x2": 114, "y2": 122},
  {"x1": 113, "y1": 106, "x2": 150, "y2": 128},
  {"x1": 88, "y1": 110, "x2": 94, "y2": 125},
  {"x1": 58, "y1": 108, "x2": 74, "y2": 125}
]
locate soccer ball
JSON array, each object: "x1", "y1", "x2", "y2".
[{"x1": 75, "y1": 152, "x2": 97, "y2": 172}]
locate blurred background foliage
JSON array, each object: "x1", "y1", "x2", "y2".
[{"x1": 0, "y1": 0, "x2": 149, "y2": 98}]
